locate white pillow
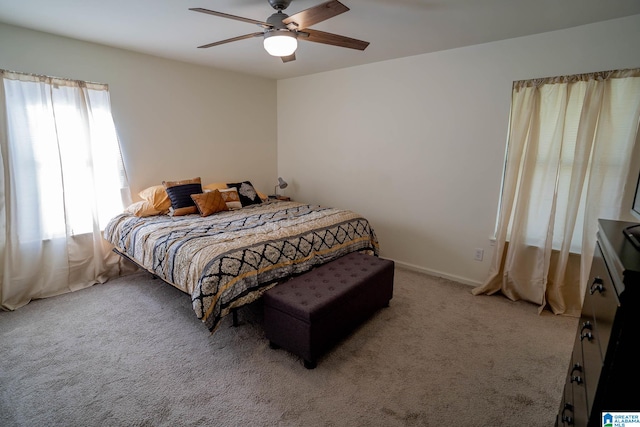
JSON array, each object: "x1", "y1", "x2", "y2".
[{"x1": 218, "y1": 188, "x2": 242, "y2": 210}]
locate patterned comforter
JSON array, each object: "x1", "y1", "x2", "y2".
[{"x1": 103, "y1": 200, "x2": 379, "y2": 333}]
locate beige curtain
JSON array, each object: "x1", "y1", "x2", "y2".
[
  {"x1": 473, "y1": 69, "x2": 640, "y2": 316},
  {"x1": 0, "y1": 70, "x2": 134, "y2": 310}
]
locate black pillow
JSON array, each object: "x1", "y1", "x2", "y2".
[
  {"x1": 163, "y1": 178, "x2": 203, "y2": 216},
  {"x1": 227, "y1": 181, "x2": 262, "y2": 207}
]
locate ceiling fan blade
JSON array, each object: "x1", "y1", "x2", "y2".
[
  {"x1": 283, "y1": 0, "x2": 349, "y2": 30},
  {"x1": 281, "y1": 53, "x2": 296, "y2": 63},
  {"x1": 300, "y1": 29, "x2": 369, "y2": 51},
  {"x1": 189, "y1": 8, "x2": 271, "y2": 28},
  {"x1": 197, "y1": 32, "x2": 264, "y2": 49}
]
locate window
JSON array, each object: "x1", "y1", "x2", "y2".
[
  {"x1": 3, "y1": 75, "x2": 129, "y2": 240},
  {"x1": 1, "y1": 70, "x2": 131, "y2": 310},
  {"x1": 498, "y1": 74, "x2": 640, "y2": 253},
  {"x1": 475, "y1": 69, "x2": 640, "y2": 315}
]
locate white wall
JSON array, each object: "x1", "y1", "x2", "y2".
[
  {"x1": 277, "y1": 14, "x2": 640, "y2": 285},
  {"x1": 0, "y1": 23, "x2": 278, "y2": 197}
]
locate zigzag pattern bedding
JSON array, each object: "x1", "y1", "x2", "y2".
[{"x1": 103, "y1": 201, "x2": 379, "y2": 333}]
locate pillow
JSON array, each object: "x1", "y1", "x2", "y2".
[
  {"x1": 124, "y1": 200, "x2": 161, "y2": 217},
  {"x1": 256, "y1": 189, "x2": 268, "y2": 201},
  {"x1": 163, "y1": 177, "x2": 203, "y2": 216},
  {"x1": 203, "y1": 182, "x2": 228, "y2": 192},
  {"x1": 219, "y1": 188, "x2": 242, "y2": 210},
  {"x1": 191, "y1": 190, "x2": 228, "y2": 217},
  {"x1": 226, "y1": 181, "x2": 262, "y2": 207},
  {"x1": 138, "y1": 185, "x2": 171, "y2": 213},
  {"x1": 170, "y1": 206, "x2": 199, "y2": 216}
]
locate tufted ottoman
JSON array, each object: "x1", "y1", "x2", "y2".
[{"x1": 263, "y1": 251, "x2": 394, "y2": 369}]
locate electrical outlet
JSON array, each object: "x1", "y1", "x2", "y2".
[{"x1": 474, "y1": 248, "x2": 484, "y2": 261}]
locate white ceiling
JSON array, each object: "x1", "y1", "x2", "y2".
[{"x1": 1, "y1": 0, "x2": 640, "y2": 80}]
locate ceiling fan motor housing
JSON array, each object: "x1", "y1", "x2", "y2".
[
  {"x1": 268, "y1": 0, "x2": 293, "y2": 11},
  {"x1": 266, "y1": 12, "x2": 291, "y2": 31}
]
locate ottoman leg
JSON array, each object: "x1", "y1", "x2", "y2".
[
  {"x1": 303, "y1": 359, "x2": 317, "y2": 370},
  {"x1": 269, "y1": 341, "x2": 281, "y2": 350},
  {"x1": 232, "y1": 308, "x2": 239, "y2": 327}
]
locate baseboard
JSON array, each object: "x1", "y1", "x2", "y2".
[{"x1": 387, "y1": 259, "x2": 482, "y2": 288}]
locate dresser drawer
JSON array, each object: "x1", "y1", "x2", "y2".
[
  {"x1": 579, "y1": 243, "x2": 620, "y2": 416},
  {"x1": 586, "y1": 243, "x2": 620, "y2": 360},
  {"x1": 557, "y1": 332, "x2": 588, "y2": 426},
  {"x1": 578, "y1": 315, "x2": 601, "y2": 416}
]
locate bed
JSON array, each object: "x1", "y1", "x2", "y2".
[{"x1": 103, "y1": 200, "x2": 379, "y2": 333}]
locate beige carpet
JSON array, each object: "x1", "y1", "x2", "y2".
[{"x1": 0, "y1": 266, "x2": 577, "y2": 426}]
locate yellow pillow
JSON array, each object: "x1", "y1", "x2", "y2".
[
  {"x1": 256, "y1": 190, "x2": 268, "y2": 201},
  {"x1": 203, "y1": 182, "x2": 228, "y2": 191},
  {"x1": 191, "y1": 190, "x2": 228, "y2": 217},
  {"x1": 138, "y1": 185, "x2": 171, "y2": 213},
  {"x1": 124, "y1": 200, "x2": 161, "y2": 217}
]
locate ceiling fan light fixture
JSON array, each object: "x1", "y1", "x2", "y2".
[{"x1": 263, "y1": 31, "x2": 298, "y2": 57}]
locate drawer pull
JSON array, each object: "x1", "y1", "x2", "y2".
[
  {"x1": 580, "y1": 331, "x2": 593, "y2": 341},
  {"x1": 580, "y1": 321, "x2": 592, "y2": 333},
  {"x1": 562, "y1": 403, "x2": 574, "y2": 425},
  {"x1": 570, "y1": 363, "x2": 582, "y2": 375},
  {"x1": 570, "y1": 375, "x2": 583, "y2": 385},
  {"x1": 589, "y1": 277, "x2": 605, "y2": 294}
]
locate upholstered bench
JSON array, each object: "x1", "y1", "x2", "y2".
[{"x1": 263, "y1": 251, "x2": 394, "y2": 369}]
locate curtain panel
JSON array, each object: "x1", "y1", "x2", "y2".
[
  {"x1": 0, "y1": 70, "x2": 133, "y2": 310},
  {"x1": 473, "y1": 68, "x2": 640, "y2": 316}
]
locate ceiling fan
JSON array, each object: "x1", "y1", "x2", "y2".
[{"x1": 189, "y1": 0, "x2": 370, "y2": 63}]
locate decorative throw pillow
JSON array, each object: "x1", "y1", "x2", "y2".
[
  {"x1": 218, "y1": 188, "x2": 242, "y2": 210},
  {"x1": 138, "y1": 185, "x2": 171, "y2": 213},
  {"x1": 256, "y1": 190, "x2": 268, "y2": 202},
  {"x1": 203, "y1": 182, "x2": 228, "y2": 192},
  {"x1": 227, "y1": 181, "x2": 262, "y2": 207},
  {"x1": 163, "y1": 177, "x2": 202, "y2": 216},
  {"x1": 191, "y1": 190, "x2": 228, "y2": 217},
  {"x1": 124, "y1": 200, "x2": 161, "y2": 217}
]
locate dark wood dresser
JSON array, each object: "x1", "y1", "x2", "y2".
[{"x1": 556, "y1": 219, "x2": 640, "y2": 426}]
